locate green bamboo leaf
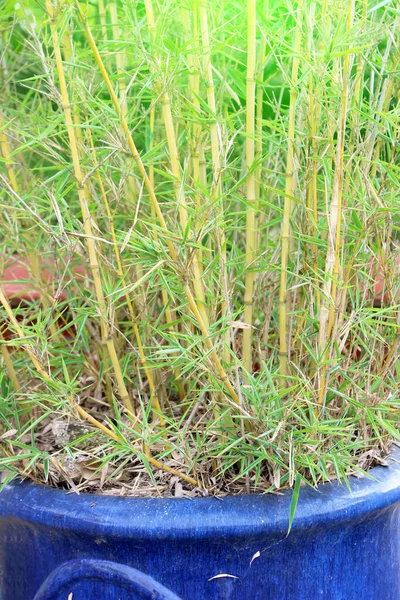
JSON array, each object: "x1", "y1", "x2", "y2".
[
  {"x1": 367, "y1": 0, "x2": 392, "y2": 13},
  {"x1": 288, "y1": 473, "x2": 301, "y2": 535}
]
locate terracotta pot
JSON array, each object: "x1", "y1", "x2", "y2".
[
  {"x1": 1, "y1": 255, "x2": 88, "y2": 304},
  {"x1": 366, "y1": 252, "x2": 400, "y2": 307},
  {"x1": 1, "y1": 255, "x2": 89, "y2": 342}
]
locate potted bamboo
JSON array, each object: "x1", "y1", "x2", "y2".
[{"x1": 0, "y1": 0, "x2": 399, "y2": 598}]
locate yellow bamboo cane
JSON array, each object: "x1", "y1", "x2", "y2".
[
  {"x1": 98, "y1": 0, "x2": 107, "y2": 40},
  {"x1": 279, "y1": 18, "x2": 301, "y2": 380},
  {"x1": 86, "y1": 127, "x2": 165, "y2": 425},
  {"x1": 318, "y1": 0, "x2": 355, "y2": 408},
  {"x1": 144, "y1": 0, "x2": 208, "y2": 328},
  {"x1": 182, "y1": 3, "x2": 204, "y2": 272},
  {"x1": 255, "y1": 0, "x2": 268, "y2": 217},
  {"x1": 45, "y1": 0, "x2": 135, "y2": 417},
  {"x1": 242, "y1": 0, "x2": 257, "y2": 374},
  {"x1": 198, "y1": 3, "x2": 230, "y2": 364},
  {"x1": 0, "y1": 330, "x2": 20, "y2": 392}
]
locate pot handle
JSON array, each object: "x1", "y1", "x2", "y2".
[{"x1": 33, "y1": 558, "x2": 183, "y2": 600}]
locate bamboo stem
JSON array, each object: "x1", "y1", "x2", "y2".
[
  {"x1": 183, "y1": 4, "x2": 204, "y2": 270},
  {"x1": 278, "y1": 18, "x2": 301, "y2": 380},
  {"x1": 318, "y1": 1, "x2": 355, "y2": 407},
  {"x1": 0, "y1": 114, "x2": 19, "y2": 192},
  {"x1": 108, "y1": 3, "x2": 127, "y2": 116},
  {"x1": 61, "y1": 23, "x2": 116, "y2": 411},
  {"x1": 149, "y1": 108, "x2": 185, "y2": 404},
  {"x1": 326, "y1": 0, "x2": 367, "y2": 341},
  {"x1": 182, "y1": 3, "x2": 208, "y2": 306},
  {"x1": 369, "y1": 63, "x2": 397, "y2": 180},
  {"x1": 198, "y1": 3, "x2": 230, "y2": 364},
  {"x1": 98, "y1": 0, "x2": 108, "y2": 40},
  {"x1": 199, "y1": 5, "x2": 220, "y2": 192},
  {"x1": 0, "y1": 329, "x2": 21, "y2": 392},
  {"x1": 107, "y1": 0, "x2": 146, "y2": 304},
  {"x1": 255, "y1": 0, "x2": 268, "y2": 215},
  {"x1": 363, "y1": 17, "x2": 399, "y2": 176},
  {"x1": 293, "y1": 2, "x2": 319, "y2": 362},
  {"x1": 142, "y1": 0, "x2": 189, "y2": 401},
  {"x1": 46, "y1": 0, "x2": 135, "y2": 417},
  {"x1": 86, "y1": 127, "x2": 164, "y2": 425},
  {"x1": 144, "y1": 0, "x2": 208, "y2": 328},
  {"x1": 0, "y1": 289, "x2": 50, "y2": 380},
  {"x1": 143, "y1": 0, "x2": 188, "y2": 231},
  {"x1": 306, "y1": 2, "x2": 319, "y2": 302},
  {"x1": 242, "y1": 0, "x2": 257, "y2": 374}
]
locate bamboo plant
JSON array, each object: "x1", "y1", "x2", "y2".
[{"x1": 0, "y1": 0, "x2": 398, "y2": 498}]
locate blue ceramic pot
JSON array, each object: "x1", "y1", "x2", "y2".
[{"x1": 1, "y1": 448, "x2": 399, "y2": 600}]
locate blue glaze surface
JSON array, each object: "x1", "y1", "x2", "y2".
[
  {"x1": 0, "y1": 448, "x2": 399, "y2": 599},
  {"x1": 32, "y1": 559, "x2": 182, "y2": 600}
]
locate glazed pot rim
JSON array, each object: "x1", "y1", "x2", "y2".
[{"x1": 1, "y1": 447, "x2": 399, "y2": 540}]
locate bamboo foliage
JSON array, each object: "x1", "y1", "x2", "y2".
[
  {"x1": 0, "y1": 0, "x2": 398, "y2": 494},
  {"x1": 0, "y1": 287, "x2": 198, "y2": 486},
  {"x1": 144, "y1": 0, "x2": 208, "y2": 327}
]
